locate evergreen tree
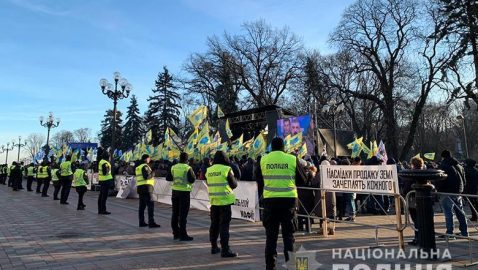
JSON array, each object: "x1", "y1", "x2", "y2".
[
  {"x1": 99, "y1": 109, "x2": 123, "y2": 150},
  {"x1": 144, "y1": 66, "x2": 182, "y2": 145},
  {"x1": 122, "y1": 95, "x2": 144, "y2": 150},
  {"x1": 436, "y1": 0, "x2": 478, "y2": 104}
]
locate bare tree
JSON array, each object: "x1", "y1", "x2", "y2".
[
  {"x1": 220, "y1": 20, "x2": 304, "y2": 106},
  {"x1": 398, "y1": 3, "x2": 459, "y2": 160},
  {"x1": 23, "y1": 133, "x2": 45, "y2": 160},
  {"x1": 73, "y1": 128, "x2": 91, "y2": 142},
  {"x1": 50, "y1": 130, "x2": 74, "y2": 148},
  {"x1": 331, "y1": 0, "x2": 419, "y2": 158}
]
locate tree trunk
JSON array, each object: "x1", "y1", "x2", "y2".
[{"x1": 400, "y1": 100, "x2": 426, "y2": 161}]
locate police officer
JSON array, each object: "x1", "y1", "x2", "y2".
[
  {"x1": 10, "y1": 162, "x2": 22, "y2": 191},
  {"x1": 36, "y1": 162, "x2": 45, "y2": 194},
  {"x1": 0, "y1": 164, "x2": 7, "y2": 185},
  {"x1": 36, "y1": 161, "x2": 51, "y2": 197},
  {"x1": 73, "y1": 163, "x2": 89, "y2": 210},
  {"x1": 257, "y1": 137, "x2": 306, "y2": 270},
  {"x1": 135, "y1": 154, "x2": 160, "y2": 228},
  {"x1": 26, "y1": 163, "x2": 36, "y2": 192},
  {"x1": 42, "y1": 161, "x2": 52, "y2": 197},
  {"x1": 206, "y1": 151, "x2": 238, "y2": 258},
  {"x1": 7, "y1": 162, "x2": 15, "y2": 187},
  {"x1": 59, "y1": 155, "x2": 75, "y2": 205},
  {"x1": 167, "y1": 152, "x2": 196, "y2": 240},
  {"x1": 51, "y1": 163, "x2": 61, "y2": 200},
  {"x1": 98, "y1": 152, "x2": 113, "y2": 215}
]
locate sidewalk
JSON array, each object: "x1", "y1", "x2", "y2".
[{"x1": 0, "y1": 185, "x2": 476, "y2": 269}]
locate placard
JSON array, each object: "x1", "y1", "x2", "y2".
[{"x1": 320, "y1": 165, "x2": 399, "y2": 194}]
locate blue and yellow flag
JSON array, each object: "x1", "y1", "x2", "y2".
[
  {"x1": 188, "y1": 105, "x2": 208, "y2": 128},
  {"x1": 230, "y1": 134, "x2": 243, "y2": 150},
  {"x1": 286, "y1": 132, "x2": 302, "y2": 152},
  {"x1": 347, "y1": 137, "x2": 363, "y2": 158},
  {"x1": 424, "y1": 153, "x2": 435, "y2": 160},
  {"x1": 225, "y1": 119, "x2": 233, "y2": 139},
  {"x1": 298, "y1": 142, "x2": 308, "y2": 159},
  {"x1": 197, "y1": 125, "x2": 211, "y2": 146},
  {"x1": 251, "y1": 131, "x2": 266, "y2": 157},
  {"x1": 217, "y1": 106, "x2": 225, "y2": 118}
]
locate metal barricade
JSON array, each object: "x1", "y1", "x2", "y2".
[
  {"x1": 425, "y1": 191, "x2": 478, "y2": 267},
  {"x1": 261, "y1": 186, "x2": 409, "y2": 249}
]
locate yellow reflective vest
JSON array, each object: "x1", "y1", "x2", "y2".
[
  {"x1": 98, "y1": 160, "x2": 113, "y2": 181},
  {"x1": 135, "y1": 164, "x2": 154, "y2": 186},
  {"x1": 51, "y1": 169, "x2": 60, "y2": 182},
  {"x1": 60, "y1": 161, "x2": 73, "y2": 176},
  {"x1": 73, "y1": 169, "x2": 87, "y2": 187},
  {"x1": 37, "y1": 166, "x2": 49, "y2": 179},
  {"x1": 27, "y1": 166, "x2": 35, "y2": 177},
  {"x1": 206, "y1": 164, "x2": 235, "y2": 206},
  {"x1": 171, "y1": 163, "x2": 192, "y2": 191},
  {"x1": 260, "y1": 151, "x2": 298, "y2": 199}
]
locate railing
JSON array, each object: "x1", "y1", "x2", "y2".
[{"x1": 261, "y1": 186, "x2": 409, "y2": 249}]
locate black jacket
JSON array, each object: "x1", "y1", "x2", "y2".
[
  {"x1": 437, "y1": 157, "x2": 465, "y2": 194},
  {"x1": 465, "y1": 165, "x2": 478, "y2": 194}
]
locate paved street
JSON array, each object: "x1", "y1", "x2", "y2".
[{"x1": 0, "y1": 184, "x2": 477, "y2": 269}]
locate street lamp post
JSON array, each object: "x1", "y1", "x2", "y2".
[
  {"x1": 99, "y1": 72, "x2": 132, "y2": 166},
  {"x1": 2, "y1": 143, "x2": 15, "y2": 164},
  {"x1": 12, "y1": 136, "x2": 27, "y2": 162},
  {"x1": 40, "y1": 112, "x2": 60, "y2": 161},
  {"x1": 322, "y1": 100, "x2": 345, "y2": 158},
  {"x1": 456, "y1": 115, "x2": 469, "y2": 159}
]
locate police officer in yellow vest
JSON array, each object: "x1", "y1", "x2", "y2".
[
  {"x1": 51, "y1": 163, "x2": 61, "y2": 200},
  {"x1": 206, "y1": 151, "x2": 238, "y2": 258},
  {"x1": 8, "y1": 162, "x2": 15, "y2": 187},
  {"x1": 26, "y1": 163, "x2": 36, "y2": 192},
  {"x1": 37, "y1": 161, "x2": 52, "y2": 197},
  {"x1": 73, "y1": 163, "x2": 89, "y2": 210},
  {"x1": 59, "y1": 155, "x2": 75, "y2": 205},
  {"x1": 98, "y1": 152, "x2": 113, "y2": 215},
  {"x1": 257, "y1": 137, "x2": 306, "y2": 270},
  {"x1": 37, "y1": 161, "x2": 51, "y2": 197},
  {"x1": 166, "y1": 152, "x2": 196, "y2": 241},
  {"x1": 135, "y1": 154, "x2": 160, "y2": 228}
]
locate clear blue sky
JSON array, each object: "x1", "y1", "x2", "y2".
[{"x1": 0, "y1": 0, "x2": 352, "y2": 162}]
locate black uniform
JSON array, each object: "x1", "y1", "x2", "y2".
[
  {"x1": 0, "y1": 165, "x2": 6, "y2": 185},
  {"x1": 41, "y1": 166, "x2": 52, "y2": 197},
  {"x1": 26, "y1": 165, "x2": 36, "y2": 191},
  {"x1": 207, "y1": 167, "x2": 238, "y2": 256},
  {"x1": 166, "y1": 163, "x2": 196, "y2": 240},
  {"x1": 10, "y1": 164, "x2": 23, "y2": 191},
  {"x1": 256, "y1": 157, "x2": 306, "y2": 270},
  {"x1": 59, "y1": 162, "x2": 75, "y2": 205}
]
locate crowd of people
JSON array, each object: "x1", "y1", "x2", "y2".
[{"x1": 1, "y1": 145, "x2": 477, "y2": 269}]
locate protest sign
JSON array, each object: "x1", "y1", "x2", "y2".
[{"x1": 320, "y1": 165, "x2": 399, "y2": 194}]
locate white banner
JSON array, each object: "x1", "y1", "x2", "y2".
[
  {"x1": 320, "y1": 165, "x2": 399, "y2": 194},
  {"x1": 114, "y1": 176, "x2": 260, "y2": 222}
]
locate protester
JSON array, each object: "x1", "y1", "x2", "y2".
[
  {"x1": 436, "y1": 150, "x2": 468, "y2": 238},
  {"x1": 405, "y1": 156, "x2": 426, "y2": 245}
]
